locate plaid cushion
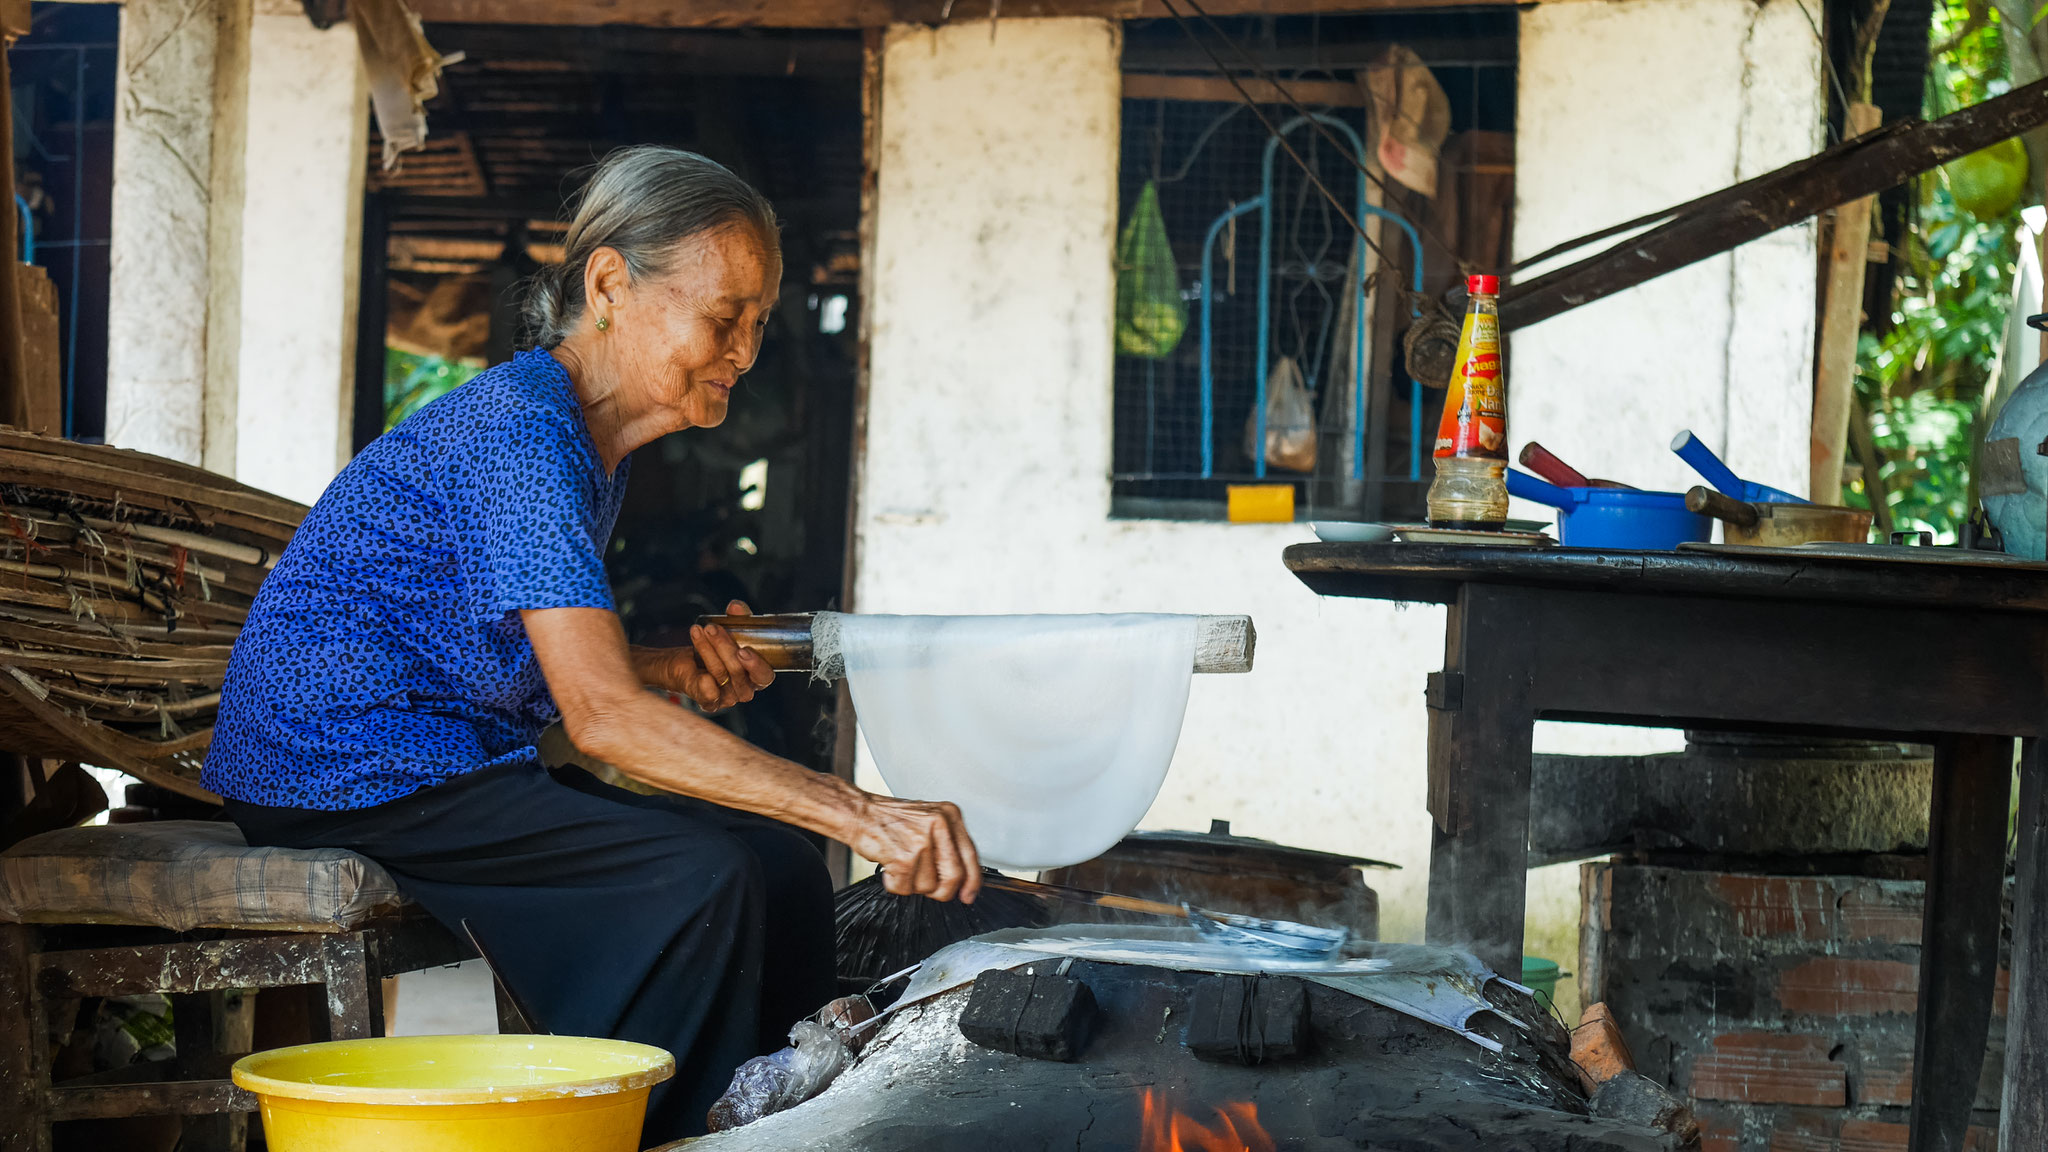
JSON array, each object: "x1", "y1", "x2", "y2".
[{"x1": 0, "y1": 821, "x2": 405, "y2": 932}]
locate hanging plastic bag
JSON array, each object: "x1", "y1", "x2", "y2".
[
  {"x1": 1115, "y1": 181, "x2": 1186, "y2": 359},
  {"x1": 1243, "y1": 355, "x2": 1318, "y2": 473}
]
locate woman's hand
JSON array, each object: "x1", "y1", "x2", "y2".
[
  {"x1": 531, "y1": 606, "x2": 983, "y2": 898},
  {"x1": 686, "y1": 601, "x2": 776, "y2": 711},
  {"x1": 637, "y1": 600, "x2": 775, "y2": 711},
  {"x1": 847, "y1": 794, "x2": 983, "y2": 904}
]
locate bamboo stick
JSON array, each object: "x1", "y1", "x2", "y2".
[
  {"x1": 1812, "y1": 102, "x2": 1884, "y2": 502},
  {"x1": 696, "y1": 612, "x2": 1258, "y2": 676}
]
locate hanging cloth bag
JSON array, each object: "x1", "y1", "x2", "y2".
[
  {"x1": 1114, "y1": 181, "x2": 1187, "y2": 359},
  {"x1": 1244, "y1": 355, "x2": 1318, "y2": 473}
]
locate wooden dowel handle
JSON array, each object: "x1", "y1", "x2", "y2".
[
  {"x1": 695, "y1": 614, "x2": 816, "y2": 671},
  {"x1": 1685, "y1": 485, "x2": 1760, "y2": 528},
  {"x1": 1519, "y1": 441, "x2": 1590, "y2": 488}
]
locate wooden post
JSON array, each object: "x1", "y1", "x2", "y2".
[
  {"x1": 0, "y1": 923, "x2": 51, "y2": 1152},
  {"x1": 2001, "y1": 739, "x2": 2048, "y2": 1152},
  {"x1": 1812, "y1": 103, "x2": 1884, "y2": 502},
  {"x1": 1906, "y1": 734, "x2": 2010, "y2": 1152},
  {"x1": 0, "y1": 47, "x2": 28, "y2": 425}
]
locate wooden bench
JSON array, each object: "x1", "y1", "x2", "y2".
[{"x1": 0, "y1": 821, "x2": 486, "y2": 1152}]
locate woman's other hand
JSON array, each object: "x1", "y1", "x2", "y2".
[
  {"x1": 532, "y1": 606, "x2": 983, "y2": 885},
  {"x1": 849, "y1": 795, "x2": 983, "y2": 904}
]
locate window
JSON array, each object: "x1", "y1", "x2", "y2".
[{"x1": 1111, "y1": 12, "x2": 1517, "y2": 522}]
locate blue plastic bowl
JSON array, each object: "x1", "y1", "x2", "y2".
[{"x1": 1506, "y1": 469, "x2": 1713, "y2": 551}]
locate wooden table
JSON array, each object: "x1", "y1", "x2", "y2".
[{"x1": 1283, "y1": 542, "x2": 2048, "y2": 1152}]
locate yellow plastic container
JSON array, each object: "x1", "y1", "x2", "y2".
[
  {"x1": 1226, "y1": 483, "x2": 1295, "y2": 523},
  {"x1": 231, "y1": 1034, "x2": 674, "y2": 1152}
]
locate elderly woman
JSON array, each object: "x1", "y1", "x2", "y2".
[{"x1": 202, "y1": 147, "x2": 980, "y2": 1141}]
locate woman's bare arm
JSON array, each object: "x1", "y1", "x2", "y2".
[{"x1": 524, "y1": 604, "x2": 981, "y2": 902}]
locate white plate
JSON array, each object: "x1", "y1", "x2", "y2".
[
  {"x1": 1393, "y1": 524, "x2": 1556, "y2": 547},
  {"x1": 1312, "y1": 521, "x2": 1397, "y2": 543}
]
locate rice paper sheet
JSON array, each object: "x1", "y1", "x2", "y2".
[{"x1": 837, "y1": 613, "x2": 1198, "y2": 871}]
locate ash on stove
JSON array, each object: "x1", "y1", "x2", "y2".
[{"x1": 671, "y1": 930, "x2": 1691, "y2": 1152}]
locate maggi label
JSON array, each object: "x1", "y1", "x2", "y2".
[{"x1": 1433, "y1": 311, "x2": 1505, "y2": 459}]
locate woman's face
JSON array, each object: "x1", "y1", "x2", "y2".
[{"x1": 596, "y1": 221, "x2": 781, "y2": 430}]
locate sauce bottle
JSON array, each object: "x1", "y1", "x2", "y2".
[{"x1": 1426, "y1": 274, "x2": 1508, "y2": 529}]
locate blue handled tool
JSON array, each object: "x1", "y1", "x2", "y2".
[
  {"x1": 1670, "y1": 430, "x2": 1807, "y2": 504},
  {"x1": 1506, "y1": 466, "x2": 1576, "y2": 509}
]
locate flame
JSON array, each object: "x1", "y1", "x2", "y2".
[{"x1": 1137, "y1": 1088, "x2": 1276, "y2": 1152}]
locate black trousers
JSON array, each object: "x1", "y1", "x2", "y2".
[{"x1": 226, "y1": 761, "x2": 838, "y2": 1142}]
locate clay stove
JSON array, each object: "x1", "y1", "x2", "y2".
[{"x1": 675, "y1": 931, "x2": 1687, "y2": 1152}]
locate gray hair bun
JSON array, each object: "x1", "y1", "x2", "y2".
[{"x1": 521, "y1": 146, "x2": 779, "y2": 349}]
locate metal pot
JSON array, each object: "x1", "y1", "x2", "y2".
[
  {"x1": 1684, "y1": 486, "x2": 1872, "y2": 546},
  {"x1": 1039, "y1": 820, "x2": 1395, "y2": 938}
]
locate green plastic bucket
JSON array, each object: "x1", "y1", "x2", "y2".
[{"x1": 1522, "y1": 956, "x2": 1562, "y2": 1012}]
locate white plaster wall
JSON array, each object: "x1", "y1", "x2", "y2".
[
  {"x1": 103, "y1": 0, "x2": 363, "y2": 506},
  {"x1": 225, "y1": 2, "x2": 365, "y2": 504},
  {"x1": 858, "y1": 18, "x2": 1444, "y2": 942},
  {"x1": 1512, "y1": 0, "x2": 1822, "y2": 499},
  {"x1": 1510, "y1": 0, "x2": 1824, "y2": 1015},
  {"x1": 105, "y1": 0, "x2": 225, "y2": 462}
]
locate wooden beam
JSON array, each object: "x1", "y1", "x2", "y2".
[
  {"x1": 1810, "y1": 101, "x2": 1883, "y2": 504},
  {"x1": 410, "y1": 0, "x2": 1503, "y2": 30},
  {"x1": 1502, "y1": 78, "x2": 2048, "y2": 332},
  {"x1": 1123, "y1": 72, "x2": 1366, "y2": 106}
]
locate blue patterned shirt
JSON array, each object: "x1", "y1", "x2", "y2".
[{"x1": 204, "y1": 349, "x2": 631, "y2": 810}]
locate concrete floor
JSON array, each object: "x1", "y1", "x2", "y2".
[{"x1": 388, "y1": 960, "x2": 500, "y2": 1036}]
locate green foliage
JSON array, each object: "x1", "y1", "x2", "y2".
[
  {"x1": 1847, "y1": 0, "x2": 2022, "y2": 540},
  {"x1": 384, "y1": 348, "x2": 486, "y2": 431}
]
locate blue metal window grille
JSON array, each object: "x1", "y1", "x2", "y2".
[{"x1": 1111, "y1": 15, "x2": 1516, "y2": 521}]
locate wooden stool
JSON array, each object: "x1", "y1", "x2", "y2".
[{"x1": 0, "y1": 821, "x2": 484, "y2": 1152}]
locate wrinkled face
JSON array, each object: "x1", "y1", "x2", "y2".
[{"x1": 596, "y1": 222, "x2": 781, "y2": 429}]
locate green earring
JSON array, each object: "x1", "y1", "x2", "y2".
[{"x1": 595, "y1": 316, "x2": 610, "y2": 331}]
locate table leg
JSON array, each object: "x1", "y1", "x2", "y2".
[
  {"x1": 1909, "y1": 734, "x2": 2011, "y2": 1152},
  {"x1": 2001, "y1": 739, "x2": 2047, "y2": 1152},
  {"x1": 1423, "y1": 589, "x2": 1536, "y2": 977}
]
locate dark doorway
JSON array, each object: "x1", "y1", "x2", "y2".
[
  {"x1": 350, "y1": 25, "x2": 865, "y2": 780},
  {"x1": 9, "y1": 1, "x2": 118, "y2": 442}
]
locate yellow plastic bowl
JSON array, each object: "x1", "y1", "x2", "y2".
[{"x1": 231, "y1": 1034, "x2": 675, "y2": 1152}]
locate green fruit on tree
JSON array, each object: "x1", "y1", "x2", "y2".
[{"x1": 1944, "y1": 137, "x2": 2029, "y2": 220}]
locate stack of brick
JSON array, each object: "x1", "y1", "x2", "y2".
[{"x1": 1579, "y1": 861, "x2": 2009, "y2": 1152}]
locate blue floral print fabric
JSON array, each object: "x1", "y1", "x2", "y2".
[{"x1": 204, "y1": 349, "x2": 630, "y2": 810}]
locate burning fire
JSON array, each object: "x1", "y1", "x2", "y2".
[{"x1": 1137, "y1": 1088, "x2": 1276, "y2": 1152}]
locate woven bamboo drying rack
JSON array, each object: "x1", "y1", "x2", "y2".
[{"x1": 0, "y1": 429, "x2": 305, "y2": 803}]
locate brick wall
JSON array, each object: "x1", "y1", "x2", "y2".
[{"x1": 1580, "y1": 862, "x2": 2008, "y2": 1152}]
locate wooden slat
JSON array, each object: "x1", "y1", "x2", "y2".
[
  {"x1": 1123, "y1": 72, "x2": 1366, "y2": 107},
  {"x1": 43, "y1": 1053, "x2": 253, "y2": 1124},
  {"x1": 0, "y1": 429, "x2": 306, "y2": 525},
  {"x1": 37, "y1": 937, "x2": 329, "y2": 999},
  {"x1": 409, "y1": 0, "x2": 1501, "y2": 29}
]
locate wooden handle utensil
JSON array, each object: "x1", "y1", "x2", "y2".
[
  {"x1": 1685, "y1": 485, "x2": 1761, "y2": 528},
  {"x1": 1519, "y1": 442, "x2": 1635, "y2": 489}
]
